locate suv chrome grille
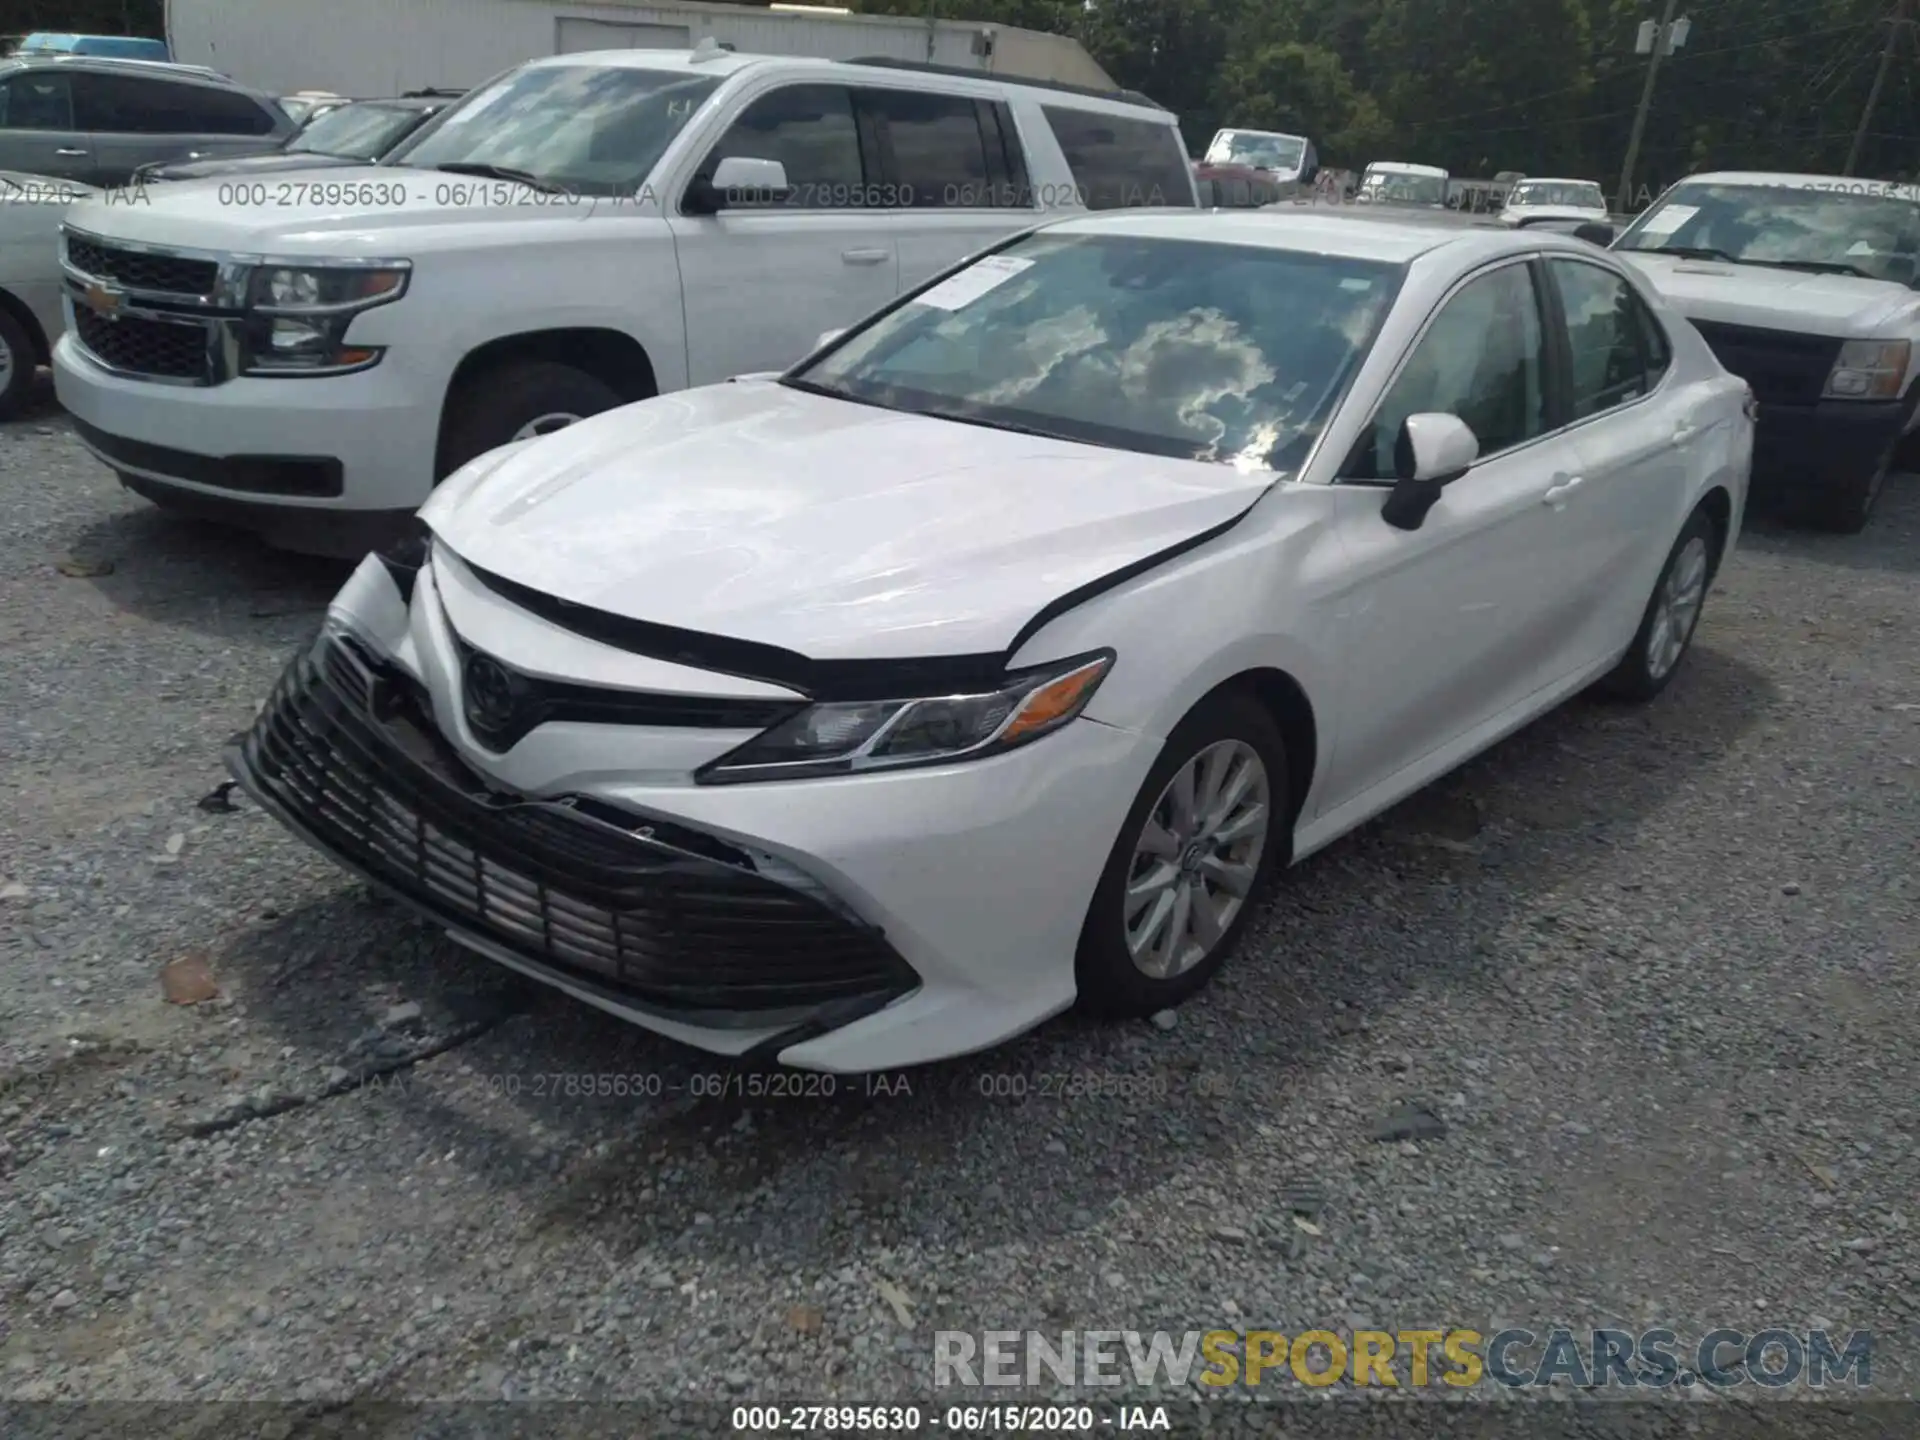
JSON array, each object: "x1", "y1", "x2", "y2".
[{"x1": 65, "y1": 235, "x2": 218, "y2": 298}]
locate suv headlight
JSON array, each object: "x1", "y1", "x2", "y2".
[
  {"x1": 240, "y1": 263, "x2": 409, "y2": 375},
  {"x1": 1823, "y1": 339, "x2": 1910, "y2": 400},
  {"x1": 696, "y1": 652, "x2": 1114, "y2": 785}
]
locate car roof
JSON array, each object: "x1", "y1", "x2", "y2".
[
  {"x1": 1213, "y1": 127, "x2": 1307, "y2": 142},
  {"x1": 4, "y1": 53, "x2": 238, "y2": 85},
  {"x1": 521, "y1": 48, "x2": 1171, "y2": 114},
  {"x1": 1364, "y1": 162, "x2": 1449, "y2": 177},
  {"x1": 1674, "y1": 170, "x2": 1920, "y2": 199},
  {"x1": 1511, "y1": 177, "x2": 1602, "y2": 187},
  {"x1": 1042, "y1": 207, "x2": 1577, "y2": 264}
]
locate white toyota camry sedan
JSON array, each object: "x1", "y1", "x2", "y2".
[{"x1": 229, "y1": 210, "x2": 1755, "y2": 1072}]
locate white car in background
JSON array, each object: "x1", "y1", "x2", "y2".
[
  {"x1": 1358, "y1": 161, "x2": 1451, "y2": 210},
  {"x1": 1500, "y1": 177, "x2": 1609, "y2": 228},
  {"x1": 0, "y1": 169, "x2": 92, "y2": 417},
  {"x1": 230, "y1": 210, "x2": 1753, "y2": 1072},
  {"x1": 1614, "y1": 170, "x2": 1920, "y2": 531}
]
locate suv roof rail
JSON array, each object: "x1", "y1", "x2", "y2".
[
  {"x1": 37, "y1": 53, "x2": 235, "y2": 82},
  {"x1": 400, "y1": 87, "x2": 465, "y2": 97},
  {"x1": 842, "y1": 56, "x2": 1165, "y2": 111}
]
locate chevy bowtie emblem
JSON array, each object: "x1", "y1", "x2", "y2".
[{"x1": 82, "y1": 280, "x2": 124, "y2": 317}]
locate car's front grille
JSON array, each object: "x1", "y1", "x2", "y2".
[
  {"x1": 65, "y1": 235, "x2": 218, "y2": 297},
  {"x1": 71, "y1": 306, "x2": 210, "y2": 382},
  {"x1": 233, "y1": 632, "x2": 917, "y2": 1019},
  {"x1": 1690, "y1": 320, "x2": 1843, "y2": 407}
]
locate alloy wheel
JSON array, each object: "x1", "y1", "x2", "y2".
[
  {"x1": 511, "y1": 412, "x2": 582, "y2": 441},
  {"x1": 1645, "y1": 535, "x2": 1709, "y2": 680},
  {"x1": 1124, "y1": 739, "x2": 1270, "y2": 979}
]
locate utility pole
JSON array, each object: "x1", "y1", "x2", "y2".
[
  {"x1": 1846, "y1": 0, "x2": 1908, "y2": 176},
  {"x1": 1618, "y1": 0, "x2": 1684, "y2": 214}
]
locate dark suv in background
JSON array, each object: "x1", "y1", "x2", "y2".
[
  {"x1": 139, "y1": 92, "x2": 461, "y2": 181},
  {"x1": 0, "y1": 55, "x2": 291, "y2": 186}
]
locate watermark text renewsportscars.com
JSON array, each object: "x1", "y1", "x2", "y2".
[{"x1": 934, "y1": 1326, "x2": 1873, "y2": 1389}]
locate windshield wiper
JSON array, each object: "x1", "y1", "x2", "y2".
[
  {"x1": 421, "y1": 161, "x2": 570, "y2": 195},
  {"x1": 1631, "y1": 244, "x2": 1738, "y2": 262},
  {"x1": 1743, "y1": 258, "x2": 1875, "y2": 279}
]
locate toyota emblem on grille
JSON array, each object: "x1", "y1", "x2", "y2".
[{"x1": 462, "y1": 652, "x2": 522, "y2": 735}]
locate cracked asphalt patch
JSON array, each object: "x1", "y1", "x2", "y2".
[{"x1": 3, "y1": 395, "x2": 1917, "y2": 1427}]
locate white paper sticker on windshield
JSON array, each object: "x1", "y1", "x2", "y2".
[
  {"x1": 1847, "y1": 240, "x2": 1878, "y2": 256},
  {"x1": 1638, "y1": 203, "x2": 1697, "y2": 236},
  {"x1": 914, "y1": 255, "x2": 1035, "y2": 311}
]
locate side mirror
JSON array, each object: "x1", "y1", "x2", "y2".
[
  {"x1": 815, "y1": 328, "x2": 844, "y2": 351},
  {"x1": 1573, "y1": 220, "x2": 1616, "y2": 247},
  {"x1": 684, "y1": 155, "x2": 790, "y2": 215},
  {"x1": 1381, "y1": 413, "x2": 1478, "y2": 531}
]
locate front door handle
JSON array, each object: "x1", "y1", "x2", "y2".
[
  {"x1": 841, "y1": 248, "x2": 889, "y2": 265},
  {"x1": 1673, "y1": 421, "x2": 1698, "y2": 444},
  {"x1": 1542, "y1": 474, "x2": 1584, "y2": 507},
  {"x1": 55, "y1": 148, "x2": 89, "y2": 157}
]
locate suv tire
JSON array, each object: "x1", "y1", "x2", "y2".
[{"x1": 439, "y1": 361, "x2": 623, "y2": 478}]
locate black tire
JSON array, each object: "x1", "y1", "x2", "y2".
[
  {"x1": 438, "y1": 361, "x2": 624, "y2": 479},
  {"x1": 1596, "y1": 506, "x2": 1719, "y2": 702},
  {"x1": 1075, "y1": 690, "x2": 1288, "y2": 1018},
  {"x1": 0, "y1": 305, "x2": 36, "y2": 421},
  {"x1": 1805, "y1": 437, "x2": 1894, "y2": 534}
]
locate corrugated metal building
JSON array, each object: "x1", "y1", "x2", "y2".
[{"x1": 164, "y1": 0, "x2": 1116, "y2": 99}]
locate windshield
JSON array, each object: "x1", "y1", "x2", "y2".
[
  {"x1": 1362, "y1": 171, "x2": 1446, "y2": 206},
  {"x1": 790, "y1": 232, "x2": 1401, "y2": 470},
  {"x1": 1511, "y1": 181, "x2": 1604, "y2": 209},
  {"x1": 290, "y1": 103, "x2": 424, "y2": 159},
  {"x1": 1617, "y1": 181, "x2": 1920, "y2": 285},
  {"x1": 1206, "y1": 131, "x2": 1306, "y2": 171},
  {"x1": 383, "y1": 64, "x2": 720, "y2": 197}
]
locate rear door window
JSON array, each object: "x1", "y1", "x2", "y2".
[
  {"x1": 855, "y1": 87, "x2": 1027, "y2": 208},
  {"x1": 1040, "y1": 105, "x2": 1193, "y2": 210},
  {"x1": 74, "y1": 74, "x2": 277, "y2": 136}
]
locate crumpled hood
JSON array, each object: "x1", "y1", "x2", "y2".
[
  {"x1": 1621, "y1": 251, "x2": 1920, "y2": 336},
  {"x1": 423, "y1": 379, "x2": 1272, "y2": 661}
]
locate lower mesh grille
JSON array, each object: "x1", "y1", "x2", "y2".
[{"x1": 234, "y1": 634, "x2": 916, "y2": 1018}]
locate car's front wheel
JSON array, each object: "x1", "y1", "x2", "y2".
[
  {"x1": 1076, "y1": 691, "x2": 1288, "y2": 1017},
  {"x1": 1596, "y1": 506, "x2": 1718, "y2": 702},
  {"x1": 438, "y1": 361, "x2": 624, "y2": 479}
]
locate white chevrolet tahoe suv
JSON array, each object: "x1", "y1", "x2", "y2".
[
  {"x1": 1614, "y1": 171, "x2": 1920, "y2": 531},
  {"x1": 51, "y1": 48, "x2": 1196, "y2": 554}
]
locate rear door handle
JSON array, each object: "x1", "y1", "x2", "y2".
[
  {"x1": 1542, "y1": 474, "x2": 1584, "y2": 507},
  {"x1": 55, "y1": 148, "x2": 89, "y2": 157},
  {"x1": 841, "y1": 248, "x2": 889, "y2": 265}
]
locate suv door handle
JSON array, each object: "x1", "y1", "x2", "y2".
[
  {"x1": 1542, "y1": 474, "x2": 1584, "y2": 507},
  {"x1": 1673, "y1": 421, "x2": 1698, "y2": 444},
  {"x1": 55, "y1": 148, "x2": 89, "y2": 157},
  {"x1": 841, "y1": 248, "x2": 889, "y2": 265}
]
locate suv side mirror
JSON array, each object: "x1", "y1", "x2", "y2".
[
  {"x1": 815, "y1": 328, "x2": 844, "y2": 351},
  {"x1": 1573, "y1": 220, "x2": 1616, "y2": 247},
  {"x1": 685, "y1": 155, "x2": 791, "y2": 214},
  {"x1": 1382, "y1": 413, "x2": 1478, "y2": 530}
]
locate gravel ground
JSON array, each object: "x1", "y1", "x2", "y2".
[{"x1": 2, "y1": 378, "x2": 1917, "y2": 1433}]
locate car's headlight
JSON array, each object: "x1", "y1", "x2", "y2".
[
  {"x1": 696, "y1": 651, "x2": 1114, "y2": 785},
  {"x1": 1823, "y1": 339, "x2": 1910, "y2": 400},
  {"x1": 240, "y1": 263, "x2": 409, "y2": 376}
]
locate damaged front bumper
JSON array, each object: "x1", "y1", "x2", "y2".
[{"x1": 226, "y1": 626, "x2": 921, "y2": 1057}]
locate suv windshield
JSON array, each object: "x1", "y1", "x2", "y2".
[
  {"x1": 289, "y1": 102, "x2": 425, "y2": 159},
  {"x1": 1617, "y1": 181, "x2": 1920, "y2": 285},
  {"x1": 1207, "y1": 132, "x2": 1306, "y2": 171},
  {"x1": 383, "y1": 64, "x2": 720, "y2": 197},
  {"x1": 1362, "y1": 171, "x2": 1446, "y2": 206},
  {"x1": 790, "y1": 232, "x2": 1401, "y2": 470},
  {"x1": 1511, "y1": 181, "x2": 1604, "y2": 208}
]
